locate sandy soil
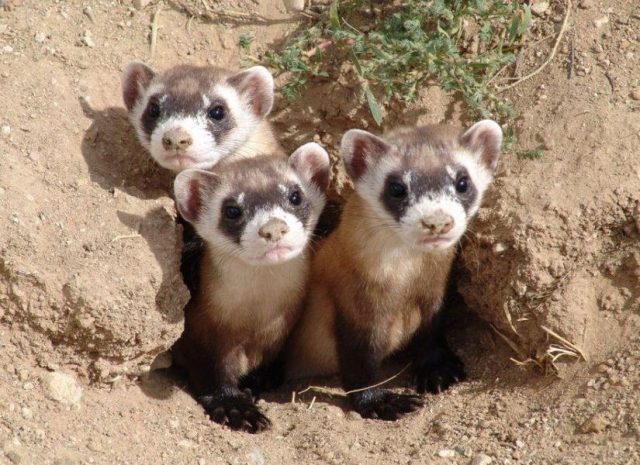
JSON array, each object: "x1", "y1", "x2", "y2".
[{"x1": 0, "y1": 0, "x2": 638, "y2": 464}]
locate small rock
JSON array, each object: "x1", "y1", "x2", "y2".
[
  {"x1": 580, "y1": 413, "x2": 609, "y2": 433},
  {"x1": 133, "y1": 0, "x2": 151, "y2": 9},
  {"x1": 82, "y1": 6, "x2": 95, "y2": 23},
  {"x1": 80, "y1": 30, "x2": 95, "y2": 48},
  {"x1": 283, "y1": 0, "x2": 305, "y2": 12},
  {"x1": 515, "y1": 439, "x2": 525, "y2": 448},
  {"x1": 1, "y1": 124, "x2": 10, "y2": 136},
  {"x1": 22, "y1": 382, "x2": 33, "y2": 391},
  {"x1": 45, "y1": 372, "x2": 83, "y2": 406},
  {"x1": 2, "y1": 45, "x2": 13, "y2": 54},
  {"x1": 438, "y1": 449, "x2": 457, "y2": 458},
  {"x1": 197, "y1": 459, "x2": 205, "y2": 465},
  {"x1": 593, "y1": 16, "x2": 609, "y2": 28},
  {"x1": 34, "y1": 32, "x2": 46, "y2": 43},
  {"x1": 471, "y1": 454, "x2": 493, "y2": 465},
  {"x1": 631, "y1": 90, "x2": 640, "y2": 101},
  {"x1": 27, "y1": 151, "x2": 40, "y2": 161},
  {"x1": 168, "y1": 417, "x2": 179, "y2": 430},
  {"x1": 493, "y1": 242, "x2": 507, "y2": 254},
  {"x1": 578, "y1": 0, "x2": 594, "y2": 8},
  {"x1": 531, "y1": 1, "x2": 549, "y2": 16},
  {"x1": 247, "y1": 447, "x2": 265, "y2": 465},
  {"x1": 6, "y1": 451, "x2": 22, "y2": 464},
  {"x1": 20, "y1": 406, "x2": 32, "y2": 420}
]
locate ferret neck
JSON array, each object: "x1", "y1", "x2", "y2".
[{"x1": 232, "y1": 121, "x2": 284, "y2": 161}]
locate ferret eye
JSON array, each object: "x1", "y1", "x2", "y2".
[
  {"x1": 224, "y1": 206, "x2": 242, "y2": 220},
  {"x1": 148, "y1": 102, "x2": 161, "y2": 119},
  {"x1": 388, "y1": 181, "x2": 407, "y2": 199},
  {"x1": 288, "y1": 190, "x2": 302, "y2": 206},
  {"x1": 208, "y1": 105, "x2": 225, "y2": 121},
  {"x1": 455, "y1": 176, "x2": 469, "y2": 194}
]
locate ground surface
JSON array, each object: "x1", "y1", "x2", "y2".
[{"x1": 0, "y1": 0, "x2": 639, "y2": 464}]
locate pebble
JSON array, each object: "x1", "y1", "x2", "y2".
[
  {"x1": 133, "y1": 0, "x2": 152, "y2": 9},
  {"x1": 197, "y1": 459, "x2": 205, "y2": 465},
  {"x1": 578, "y1": 0, "x2": 594, "y2": 8},
  {"x1": 2, "y1": 45, "x2": 13, "y2": 54},
  {"x1": 493, "y1": 242, "x2": 507, "y2": 254},
  {"x1": 22, "y1": 382, "x2": 33, "y2": 390},
  {"x1": 81, "y1": 30, "x2": 95, "y2": 48},
  {"x1": 471, "y1": 454, "x2": 493, "y2": 465},
  {"x1": 593, "y1": 16, "x2": 609, "y2": 28},
  {"x1": 438, "y1": 449, "x2": 457, "y2": 458},
  {"x1": 580, "y1": 413, "x2": 609, "y2": 433},
  {"x1": 1, "y1": 124, "x2": 10, "y2": 136},
  {"x1": 34, "y1": 32, "x2": 46, "y2": 43},
  {"x1": 283, "y1": 0, "x2": 305, "y2": 12},
  {"x1": 631, "y1": 90, "x2": 640, "y2": 101},
  {"x1": 20, "y1": 406, "x2": 32, "y2": 420},
  {"x1": 45, "y1": 372, "x2": 83, "y2": 406},
  {"x1": 247, "y1": 448, "x2": 265, "y2": 465},
  {"x1": 531, "y1": 1, "x2": 549, "y2": 17},
  {"x1": 6, "y1": 451, "x2": 22, "y2": 464},
  {"x1": 83, "y1": 6, "x2": 95, "y2": 23}
]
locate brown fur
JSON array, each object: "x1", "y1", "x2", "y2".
[{"x1": 287, "y1": 194, "x2": 454, "y2": 378}]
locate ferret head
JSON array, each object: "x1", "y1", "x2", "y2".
[
  {"x1": 122, "y1": 62, "x2": 275, "y2": 172},
  {"x1": 174, "y1": 143, "x2": 330, "y2": 266},
  {"x1": 341, "y1": 121, "x2": 502, "y2": 251}
]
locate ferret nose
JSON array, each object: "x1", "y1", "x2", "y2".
[
  {"x1": 162, "y1": 128, "x2": 193, "y2": 150},
  {"x1": 258, "y1": 218, "x2": 289, "y2": 242},
  {"x1": 421, "y1": 212, "x2": 454, "y2": 235}
]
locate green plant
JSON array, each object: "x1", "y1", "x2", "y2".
[
  {"x1": 518, "y1": 148, "x2": 545, "y2": 160},
  {"x1": 265, "y1": 0, "x2": 532, "y2": 125},
  {"x1": 238, "y1": 33, "x2": 254, "y2": 51}
]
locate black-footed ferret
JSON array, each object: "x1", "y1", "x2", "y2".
[
  {"x1": 171, "y1": 143, "x2": 330, "y2": 433},
  {"x1": 122, "y1": 61, "x2": 283, "y2": 172},
  {"x1": 286, "y1": 121, "x2": 503, "y2": 420}
]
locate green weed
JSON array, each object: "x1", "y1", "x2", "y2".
[{"x1": 265, "y1": 0, "x2": 532, "y2": 125}]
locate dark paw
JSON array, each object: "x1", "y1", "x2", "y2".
[
  {"x1": 198, "y1": 390, "x2": 271, "y2": 433},
  {"x1": 239, "y1": 361, "x2": 284, "y2": 397},
  {"x1": 351, "y1": 388, "x2": 424, "y2": 421},
  {"x1": 415, "y1": 347, "x2": 467, "y2": 394}
]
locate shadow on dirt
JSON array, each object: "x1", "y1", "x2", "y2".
[
  {"x1": 117, "y1": 208, "x2": 186, "y2": 324},
  {"x1": 79, "y1": 97, "x2": 174, "y2": 200}
]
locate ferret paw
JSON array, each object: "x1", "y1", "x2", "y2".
[
  {"x1": 198, "y1": 391, "x2": 271, "y2": 433},
  {"x1": 351, "y1": 388, "x2": 424, "y2": 421},
  {"x1": 415, "y1": 346, "x2": 467, "y2": 394}
]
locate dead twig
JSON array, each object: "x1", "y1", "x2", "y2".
[
  {"x1": 111, "y1": 234, "x2": 142, "y2": 242},
  {"x1": 496, "y1": 0, "x2": 572, "y2": 92},
  {"x1": 150, "y1": 2, "x2": 162, "y2": 61},
  {"x1": 568, "y1": 37, "x2": 575, "y2": 79},
  {"x1": 541, "y1": 325, "x2": 588, "y2": 362},
  {"x1": 296, "y1": 362, "x2": 412, "y2": 398},
  {"x1": 604, "y1": 71, "x2": 616, "y2": 93}
]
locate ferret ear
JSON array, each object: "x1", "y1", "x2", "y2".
[
  {"x1": 122, "y1": 61, "x2": 156, "y2": 111},
  {"x1": 459, "y1": 120, "x2": 503, "y2": 173},
  {"x1": 340, "y1": 129, "x2": 392, "y2": 182},
  {"x1": 227, "y1": 66, "x2": 275, "y2": 119},
  {"x1": 288, "y1": 142, "x2": 331, "y2": 192},
  {"x1": 173, "y1": 169, "x2": 220, "y2": 225}
]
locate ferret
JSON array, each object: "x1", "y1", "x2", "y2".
[
  {"x1": 121, "y1": 61, "x2": 283, "y2": 172},
  {"x1": 171, "y1": 143, "x2": 330, "y2": 433},
  {"x1": 286, "y1": 120, "x2": 503, "y2": 421}
]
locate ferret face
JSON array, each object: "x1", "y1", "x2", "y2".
[
  {"x1": 122, "y1": 62, "x2": 275, "y2": 172},
  {"x1": 174, "y1": 143, "x2": 330, "y2": 266},
  {"x1": 341, "y1": 121, "x2": 502, "y2": 251}
]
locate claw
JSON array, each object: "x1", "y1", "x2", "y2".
[{"x1": 198, "y1": 392, "x2": 271, "y2": 433}]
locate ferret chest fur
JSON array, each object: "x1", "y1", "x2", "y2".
[{"x1": 203, "y1": 248, "x2": 308, "y2": 331}]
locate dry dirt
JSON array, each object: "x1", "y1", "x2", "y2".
[{"x1": 0, "y1": 0, "x2": 639, "y2": 464}]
